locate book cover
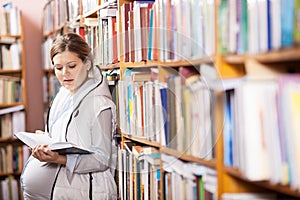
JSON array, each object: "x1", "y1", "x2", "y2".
[{"x1": 14, "y1": 132, "x2": 92, "y2": 155}]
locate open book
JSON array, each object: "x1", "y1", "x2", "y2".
[{"x1": 14, "y1": 132, "x2": 92, "y2": 155}]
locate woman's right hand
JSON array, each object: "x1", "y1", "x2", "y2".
[{"x1": 31, "y1": 144, "x2": 67, "y2": 165}]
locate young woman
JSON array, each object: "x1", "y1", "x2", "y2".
[{"x1": 21, "y1": 33, "x2": 117, "y2": 199}]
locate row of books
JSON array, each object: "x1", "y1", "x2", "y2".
[
  {"x1": 82, "y1": 0, "x2": 117, "y2": 16},
  {"x1": 0, "y1": 76, "x2": 23, "y2": 105},
  {"x1": 42, "y1": 0, "x2": 69, "y2": 35},
  {"x1": 41, "y1": 36, "x2": 54, "y2": 70},
  {"x1": 218, "y1": 0, "x2": 300, "y2": 55},
  {"x1": 81, "y1": 0, "x2": 98, "y2": 17},
  {"x1": 120, "y1": 0, "x2": 155, "y2": 63},
  {"x1": 0, "y1": 176, "x2": 22, "y2": 200},
  {"x1": 119, "y1": 148, "x2": 217, "y2": 200},
  {"x1": 42, "y1": 74, "x2": 60, "y2": 103},
  {"x1": 117, "y1": 66, "x2": 215, "y2": 160},
  {"x1": 43, "y1": 0, "x2": 216, "y2": 66},
  {"x1": 118, "y1": 142, "x2": 160, "y2": 200},
  {"x1": 42, "y1": 0, "x2": 117, "y2": 36},
  {"x1": 0, "y1": 6, "x2": 21, "y2": 36},
  {"x1": 119, "y1": 0, "x2": 215, "y2": 63},
  {"x1": 0, "y1": 105, "x2": 25, "y2": 139},
  {"x1": 80, "y1": 6, "x2": 118, "y2": 66},
  {"x1": 161, "y1": 154, "x2": 217, "y2": 200},
  {"x1": 42, "y1": 6, "x2": 119, "y2": 68},
  {"x1": 0, "y1": 144, "x2": 29, "y2": 174},
  {"x1": 0, "y1": 41, "x2": 22, "y2": 70},
  {"x1": 221, "y1": 74, "x2": 300, "y2": 190},
  {"x1": 95, "y1": 12, "x2": 118, "y2": 66}
]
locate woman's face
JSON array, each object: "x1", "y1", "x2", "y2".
[{"x1": 52, "y1": 51, "x2": 89, "y2": 94}]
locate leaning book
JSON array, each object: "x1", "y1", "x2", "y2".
[{"x1": 14, "y1": 132, "x2": 93, "y2": 155}]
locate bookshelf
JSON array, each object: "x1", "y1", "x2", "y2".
[
  {"x1": 0, "y1": 6, "x2": 30, "y2": 199},
  {"x1": 41, "y1": 0, "x2": 300, "y2": 199}
]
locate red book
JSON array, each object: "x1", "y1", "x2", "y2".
[
  {"x1": 121, "y1": 3, "x2": 130, "y2": 62},
  {"x1": 111, "y1": 17, "x2": 118, "y2": 63},
  {"x1": 129, "y1": 10, "x2": 135, "y2": 62}
]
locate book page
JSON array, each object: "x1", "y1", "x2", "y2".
[{"x1": 14, "y1": 131, "x2": 54, "y2": 148}]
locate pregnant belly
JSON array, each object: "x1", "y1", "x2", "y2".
[{"x1": 21, "y1": 156, "x2": 58, "y2": 200}]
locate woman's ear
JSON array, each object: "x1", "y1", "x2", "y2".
[{"x1": 84, "y1": 60, "x2": 92, "y2": 71}]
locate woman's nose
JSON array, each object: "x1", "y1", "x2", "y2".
[{"x1": 62, "y1": 66, "x2": 69, "y2": 75}]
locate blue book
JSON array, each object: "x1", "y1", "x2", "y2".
[
  {"x1": 281, "y1": 0, "x2": 295, "y2": 47},
  {"x1": 148, "y1": 8, "x2": 154, "y2": 60},
  {"x1": 267, "y1": 0, "x2": 272, "y2": 50},
  {"x1": 160, "y1": 87, "x2": 168, "y2": 145},
  {"x1": 223, "y1": 92, "x2": 233, "y2": 166}
]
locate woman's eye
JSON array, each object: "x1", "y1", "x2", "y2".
[
  {"x1": 55, "y1": 67, "x2": 63, "y2": 70},
  {"x1": 68, "y1": 65, "x2": 76, "y2": 69}
]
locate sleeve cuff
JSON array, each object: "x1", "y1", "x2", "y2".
[{"x1": 65, "y1": 154, "x2": 79, "y2": 183}]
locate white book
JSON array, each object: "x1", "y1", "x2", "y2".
[
  {"x1": 10, "y1": 43, "x2": 21, "y2": 69},
  {"x1": 10, "y1": 178, "x2": 19, "y2": 200},
  {"x1": 0, "y1": 11, "x2": 7, "y2": 35},
  {"x1": 117, "y1": 148, "x2": 124, "y2": 199},
  {"x1": 99, "y1": 8, "x2": 117, "y2": 18},
  {"x1": 174, "y1": 0, "x2": 183, "y2": 60},
  {"x1": 247, "y1": 0, "x2": 260, "y2": 54},
  {"x1": 203, "y1": 0, "x2": 215, "y2": 56},
  {"x1": 181, "y1": 0, "x2": 192, "y2": 59},
  {"x1": 191, "y1": 0, "x2": 204, "y2": 58},
  {"x1": 14, "y1": 132, "x2": 93, "y2": 155},
  {"x1": 9, "y1": 7, "x2": 20, "y2": 35},
  {"x1": 133, "y1": 2, "x2": 142, "y2": 62},
  {"x1": 258, "y1": 0, "x2": 268, "y2": 52},
  {"x1": 271, "y1": 0, "x2": 281, "y2": 50},
  {"x1": 12, "y1": 111, "x2": 25, "y2": 135},
  {"x1": 1, "y1": 179, "x2": 9, "y2": 200},
  {"x1": 84, "y1": 18, "x2": 98, "y2": 26},
  {"x1": 228, "y1": 0, "x2": 237, "y2": 53},
  {"x1": 236, "y1": 80, "x2": 274, "y2": 181}
]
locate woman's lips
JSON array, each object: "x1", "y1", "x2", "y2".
[{"x1": 64, "y1": 79, "x2": 73, "y2": 82}]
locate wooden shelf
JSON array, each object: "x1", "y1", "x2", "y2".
[
  {"x1": 122, "y1": 133, "x2": 216, "y2": 169},
  {"x1": 0, "y1": 137, "x2": 19, "y2": 143},
  {"x1": 158, "y1": 56, "x2": 214, "y2": 67},
  {"x1": 0, "y1": 35, "x2": 22, "y2": 39},
  {"x1": 0, "y1": 69, "x2": 22, "y2": 74},
  {"x1": 0, "y1": 103, "x2": 25, "y2": 109},
  {"x1": 160, "y1": 146, "x2": 216, "y2": 169},
  {"x1": 224, "y1": 166, "x2": 300, "y2": 198},
  {"x1": 42, "y1": 22, "x2": 67, "y2": 38},
  {"x1": 120, "y1": 61, "x2": 158, "y2": 68},
  {"x1": 222, "y1": 54, "x2": 246, "y2": 65},
  {"x1": 118, "y1": 57, "x2": 214, "y2": 68},
  {"x1": 99, "y1": 63, "x2": 120, "y2": 70},
  {"x1": 222, "y1": 47, "x2": 300, "y2": 64},
  {"x1": 252, "y1": 47, "x2": 300, "y2": 63},
  {"x1": 0, "y1": 172, "x2": 22, "y2": 177},
  {"x1": 122, "y1": 133, "x2": 161, "y2": 148},
  {"x1": 43, "y1": 68, "x2": 54, "y2": 73}
]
